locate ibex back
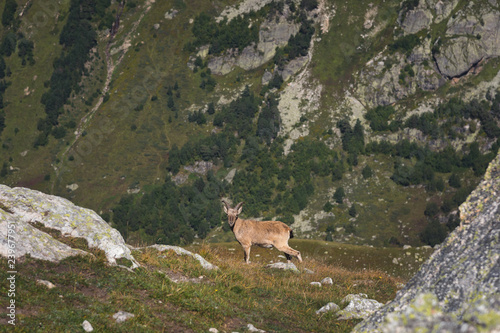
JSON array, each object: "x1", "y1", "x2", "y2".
[{"x1": 222, "y1": 200, "x2": 303, "y2": 264}]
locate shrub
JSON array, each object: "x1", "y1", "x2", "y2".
[
  {"x1": 333, "y1": 187, "x2": 345, "y2": 204},
  {"x1": 420, "y1": 220, "x2": 447, "y2": 246}
]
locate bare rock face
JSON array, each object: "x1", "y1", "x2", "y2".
[
  {"x1": 434, "y1": 37, "x2": 484, "y2": 78},
  {"x1": 435, "y1": 8, "x2": 500, "y2": 78},
  {"x1": 401, "y1": 9, "x2": 433, "y2": 35},
  {"x1": 208, "y1": 15, "x2": 299, "y2": 75},
  {"x1": 356, "y1": 0, "x2": 500, "y2": 107},
  {"x1": 0, "y1": 185, "x2": 138, "y2": 267},
  {"x1": 352, "y1": 151, "x2": 500, "y2": 332},
  {"x1": 0, "y1": 209, "x2": 88, "y2": 262}
]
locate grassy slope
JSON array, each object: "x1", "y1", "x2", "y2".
[
  {"x1": 0, "y1": 0, "x2": 69, "y2": 187},
  {"x1": 0, "y1": 237, "x2": 432, "y2": 332}
]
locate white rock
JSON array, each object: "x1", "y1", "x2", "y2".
[
  {"x1": 321, "y1": 277, "x2": 333, "y2": 285},
  {"x1": 36, "y1": 279, "x2": 56, "y2": 289},
  {"x1": 0, "y1": 185, "x2": 138, "y2": 268},
  {"x1": 82, "y1": 320, "x2": 93, "y2": 332},
  {"x1": 247, "y1": 323, "x2": 266, "y2": 332},
  {"x1": 310, "y1": 282, "x2": 322, "y2": 287},
  {"x1": 209, "y1": 328, "x2": 219, "y2": 333},
  {"x1": 337, "y1": 294, "x2": 384, "y2": 320},
  {"x1": 316, "y1": 302, "x2": 340, "y2": 314},
  {"x1": 265, "y1": 262, "x2": 299, "y2": 272},
  {"x1": 113, "y1": 311, "x2": 135, "y2": 323}
]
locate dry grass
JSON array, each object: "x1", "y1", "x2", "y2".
[{"x1": 1, "y1": 239, "x2": 417, "y2": 332}]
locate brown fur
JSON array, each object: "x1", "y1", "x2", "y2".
[{"x1": 222, "y1": 200, "x2": 303, "y2": 264}]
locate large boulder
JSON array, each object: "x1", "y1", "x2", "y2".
[
  {"x1": 0, "y1": 185, "x2": 138, "y2": 267},
  {"x1": 352, "y1": 151, "x2": 500, "y2": 332}
]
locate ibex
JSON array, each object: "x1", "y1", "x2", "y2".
[{"x1": 222, "y1": 199, "x2": 303, "y2": 264}]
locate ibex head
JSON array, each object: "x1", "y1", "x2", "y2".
[{"x1": 222, "y1": 199, "x2": 243, "y2": 227}]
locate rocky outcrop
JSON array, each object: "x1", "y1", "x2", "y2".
[
  {"x1": 0, "y1": 185, "x2": 138, "y2": 267},
  {"x1": 352, "y1": 151, "x2": 500, "y2": 332},
  {"x1": 435, "y1": 8, "x2": 500, "y2": 77},
  {"x1": 356, "y1": 0, "x2": 500, "y2": 107},
  {"x1": 0, "y1": 209, "x2": 88, "y2": 262},
  {"x1": 208, "y1": 15, "x2": 300, "y2": 75},
  {"x1": 401, "y1": 8, "x2": 433, "y2": 35}
]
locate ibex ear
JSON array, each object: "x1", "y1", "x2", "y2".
[
  {"x1": 221, "y1": 200, "x2": 229, "y2": 214},
  {"x1": 236, "y1": 202, "x2": 244, "y2": 214}
]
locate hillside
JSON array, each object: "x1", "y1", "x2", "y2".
[
  {"x1": 0, "y1": 0, "x2": 499, "y2": 248},
  {"x1": 0, "y1": 182, "x2": 429, "y2": 331}
]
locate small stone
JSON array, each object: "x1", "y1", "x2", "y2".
[
  {"x1": 209, "y1": 328, "x2": 219, "y2": 333},
  {"x1": 321, "y1": 277, "x2": 333, "y2": 285},
  {"x1": 113, "y1": 311, "x2": 135, "y2": 323},
  {"x1": 82, "y1": 320, "x2": 93, "y2": 332},
  {"x1": 247, "y1": 323, "x2": 266, "y2": 332},
  {"x1": 37, "y1": 279, "x2": 56, "y2": 289},
  {"x1": 310, "y1": 282, "x2": 322, "y2": 287},
  {"x1": 265, "y1": 262, "x2": 299, "y2": 272},
  {"x1": 316, "y1": 302, "x2": 340, "y2": 314}
]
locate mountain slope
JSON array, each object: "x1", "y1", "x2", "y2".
[{"x1": 0, "y1": 0, "x2": 499, "y2": 248}]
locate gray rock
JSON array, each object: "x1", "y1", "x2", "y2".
[
  {"x1": 164, "y1": 9, "x2": 178, "y2": 20},
  {"x1": 353, "y1": 152, "x2": 500, "y2": 332},
  {"x1": 255, "y1": 16, "x2": 299, "y2": 63},
  {"x1": 261, "y1": 71, "x2": 273, "y2": 85},
  {"x1": 145, "y1": 244, "x2": 219, "y2": 270},
  {"x1": 316, "y1": 302, "x2": 340, "y2": 314},
  {"x1": 113, "y1": 310, "x2": 135, "y2": 323},
  {"x1": 433, "y1": 0, "x2": 460, "y2": 23},
  {"x1": 321, "y1": 277, "x2": 333, "y2": 285},
  {"x1": 208, "y1": 15, "x2": 299, "y2": 75},
  {"x1": 0, "y1": 185, "x2": 138, "y2": 268},
  {"x1": 280, "y1": 56, "x2": 308, "y2": 82},
  {"x1": 208, "y1": 51, "x2": 236, "y2": 75},
  {"x1": 435, "y1": 9, "x2": 500, "y2": 78},
  {"x1": 337, "y1": 294, "x2": 384, "y2": 320},
  {"x1": 434, "y1": 37, "x2": 484, "y2": 78},
  {"x1": 265, "y1": 262, "x2": 299, "y2": 272},
  {"x1": 401, "y1": 9, "x2": 433, "y2": 34},
  {"x1": 0, "y1": 209, "x2": 88, "y2": 262}
]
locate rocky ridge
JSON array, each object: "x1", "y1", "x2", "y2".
[
  {"x1": 356, "y1": 0, "x2": 500, "y2": 108},
  {"x1": 207, "y1": 13, "x2": 300, "y2": 75},
  {"x1": 352, "y1": 150, "x2": 500, "y2": 332}
]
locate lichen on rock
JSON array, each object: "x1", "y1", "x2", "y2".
[{"x1": 0, "y1": 185, "x2": 138, "y2": 267}]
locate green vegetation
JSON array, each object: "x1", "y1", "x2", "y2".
[
  {"x1": 1, "y1": 0, "x2": 17, "y2": 27},
  {"x1": 389, "y1": 34, "x2": 420, "y2": 55},
  {"x1": 36, "y1": 0, "x2": 112, "y2": 147},
  {"x1": 188, "y1": 12, "x2": 259, "y2": 54}
]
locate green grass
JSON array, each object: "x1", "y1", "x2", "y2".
[{"x1": 1, "y1": 238, "x2": 430, "y2": 332}]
